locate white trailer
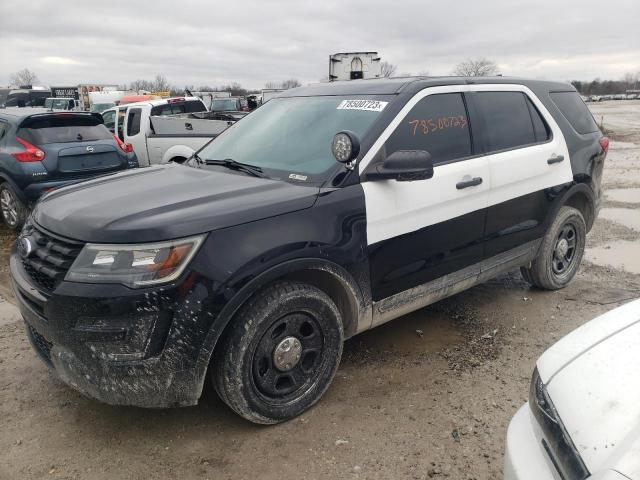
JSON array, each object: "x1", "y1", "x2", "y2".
[{"x1": 329, "y1": 52, "x2": 382, "y2": 81}]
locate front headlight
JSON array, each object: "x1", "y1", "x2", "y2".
[{"x1": 65, "y1": 235, "x2": 205, "y2": 287}]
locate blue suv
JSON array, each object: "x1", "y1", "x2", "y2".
[{"x1": 0, "y1": 108, "x2": 137, "y2": 229}]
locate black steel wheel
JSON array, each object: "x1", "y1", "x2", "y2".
[
  {"x1": 551, "y1": 223, "x2": 578, "y2": 275},
  {"x1": 252, "y1": 313, "x2": 325, "y2": 401},
  {"x1": 521, "y1": 206, "x2": 586, "y2": 290},
  {"x1": 212, "y1": 281, "x2": 343, "y2": 424}
]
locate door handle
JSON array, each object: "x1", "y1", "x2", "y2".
[
  {"x1": 547, "y1": 154, "x2": 564, "y2": 164},
  {"x1": 456, "y1": 177, "x2": 483, "y2": 189}
]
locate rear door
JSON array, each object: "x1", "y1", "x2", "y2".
[
  {"x1": 18, "y1": 114, "x2": 126, "y2": 179},
  {"x1": 469, "y1": 85, "x2": 573, "y2": 257},
  {"x1": 360, "y1": 86, "x2": 490, "y2": 302},
  {"x1": 123, "y1": 106, "x2": 149, "y2": 165}
]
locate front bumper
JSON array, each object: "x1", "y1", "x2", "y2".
[
  {"x1": 11, "y1": 249, "x2": 212, "y2": 408},
  {"x1": 504, "y1": 404, "x2": 560, "y2": 480}
]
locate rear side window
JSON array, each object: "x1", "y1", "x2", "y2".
[
  {"x1": 526, "y1": 97, "x2": 551, "y2": 143},
  {"x1": 384, "y1": 93, "x2": 472, "y2": 165},
  {"x1": 0, "y1": 122, "x2": 7, "y2": 141},
  {"x1": 18, "y1": 115, "x2": 112, "y2": 144},
  {"x1": 475, "y1": 92, "x2": 537, "y2": 152},
  {"x1": 550, "y1": 91, "x2": 598, "y2": 134},
  {"x1": 127, "y1": 108, "x2": 142, "y2": 136},
  {"x1": 150, "y1": 100, "x2": 206, "y2": 116}
]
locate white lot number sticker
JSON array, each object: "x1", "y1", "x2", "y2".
[{"x1": 337, "y1": 99, "x2": 388, "y2": 112}]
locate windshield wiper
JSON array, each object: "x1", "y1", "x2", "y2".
[
  {"x1": 204, "y1": 158, "x2": 266, "y2": 178},
  {"x1": 190, "y1": 152, "x2": 205, "y2": 166}
]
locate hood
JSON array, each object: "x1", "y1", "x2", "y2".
[
  {"x1": 538, "y1": 299, "x2": 640, "y2": 476},
  {"x1": 33, "y1": 164, "x2": 319, "y2": 243}
]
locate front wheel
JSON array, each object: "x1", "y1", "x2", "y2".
[
  {"x1": 521, "y1": 206, "x2": 586, "y2": 290},
  {"x1": 212, "y1": 281, "x2": 344, "y2": 424},
  {"x1": 0, "y1": 183, "x2": 27, "y2": 231}
]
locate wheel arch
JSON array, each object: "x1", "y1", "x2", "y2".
[
  {"x1": 162, "y1": 144, "x2": 195, "y2": 164},
  {"x1": 0, "y1": 173, "x2": 28, "y2": 204},
  {"x1": 562, "y1": 183, "x2": 596, "y2": 231},
  {"x1": 193, "y1": 258, "x2": 369, "y2": 396}
]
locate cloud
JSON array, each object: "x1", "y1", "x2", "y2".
[
  {"x1": 1, "y1": 0, "x2": 639, "y2": 89},
  {"x1": 39, "y1": 56, "x2": 88, "y2": 66}
]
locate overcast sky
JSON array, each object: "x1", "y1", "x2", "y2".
[{"x1": 1, "y1": 0, "x2": 639, "y2": 90}]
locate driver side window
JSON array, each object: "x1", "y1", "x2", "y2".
[{"x1": 384, "y1": 93, "x2": 472, "y2": 165}]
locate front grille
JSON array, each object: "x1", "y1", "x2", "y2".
[
  {"x1": 27, "y1": 323, "x2": 53, "y2": 365},
  {"x1": 20, "y1": 223, "x2": 84, "y2": 293}
]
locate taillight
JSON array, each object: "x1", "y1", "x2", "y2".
[
  {"x1": 113, "y1": 134, "x2": 134, "y2": 153},
  {"x1": 12, "y1": 137, "x2": 45, "y2": 162},
  {"x1": 599, "y1": 137, "x2": 609, "y2": 154}
]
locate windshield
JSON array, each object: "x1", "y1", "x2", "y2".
[
  {"x1": 197, "y1": 96, "x2": 389, "y2": 180},
  {"x1": 210, "y1": 98, "x2": 238, "y2": 111},
  {"x1": 45, "y1": 98, "x2": 73, "y2": 110},
  {"x1": 90, "y1": 103, "x2": 115, "y2": 113}
]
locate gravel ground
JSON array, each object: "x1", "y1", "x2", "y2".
[{"x1": 0, "y1": 101, "x2": 638, "y2": 480}]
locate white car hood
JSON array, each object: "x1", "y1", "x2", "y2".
[{"x1": 537, "y1": 299, "x2": 640, "y2": 477}]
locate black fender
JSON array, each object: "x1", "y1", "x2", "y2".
[
  {"x1": 543, "y1": 181, "x2": 597, "y2": 232},
  {"x1": 192, "y1": 257, "x2": 371, "y2": 395}
]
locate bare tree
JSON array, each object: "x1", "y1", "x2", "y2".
[
  {"x1": 281, "y1": 78, "x2": 301, "y2": 89},
  {"x1": 380, "y1": 61, "x2": 398, "y2": 78},
  {"x1": 151, "y1": 74, "x2": 170, "y2": 92},
  {"x1": 453, "y1": 58, "x2": 499, "y2": 77},
  {"x1": 10, "y1": 68, "x2": 39, "y2": 86},
  {"x1": 265, "y1": 79, "x2": 301, "y2": 90}
]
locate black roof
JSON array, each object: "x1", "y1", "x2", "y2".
[{"x1": 279, "y1": 76, "x2": 575, "y2": 97}]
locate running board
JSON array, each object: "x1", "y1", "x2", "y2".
[{"x1": 370, "y1": 240, "x2": 541, "y2": 328}]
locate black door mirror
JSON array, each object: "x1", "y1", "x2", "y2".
[{"x1": 365, "y1": 150, "x2": 434, "y2": 181}]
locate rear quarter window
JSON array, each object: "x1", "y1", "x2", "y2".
[
  {"x1": 549, "y1": 91, "x2": 599, "y2": 134},
  {"x1": 18, "y1": 115, "x2": 112, "y2": 144}
]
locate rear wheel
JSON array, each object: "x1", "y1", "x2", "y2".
[
  {"x1": 212, "y1": 281, "x2": 343, "y2": 424},
  {"x1": 521, "y1": 206, "x2": 586, "y2": 290},
  {"x1": 0, "y1": 184, "x2": 27, "y2": 231}
]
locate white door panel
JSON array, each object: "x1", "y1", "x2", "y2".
[
  {"x1": 363, "y1": 156, "x2": 490, "y2": 245},
  {"x1": 468, "y1": 84, "x2": 574, "y2": 206},
  {"x1": 486, "y1": 142, "x2": 573, "y2": 208}
]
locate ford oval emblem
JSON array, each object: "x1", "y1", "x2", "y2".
[
  {"x1": 18, "y1": 237, "x2": 33, "y2": 258},
  {"x1": 86, "y1": 146, "x2": 94, "y2": 153}
]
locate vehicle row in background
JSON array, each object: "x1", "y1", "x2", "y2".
[
  {"x1": 0, "y1": 108, "x2": 137, "y2": 229},
  {"x1": 101, "y1": 96, "x2": 236, "y2": 165}
]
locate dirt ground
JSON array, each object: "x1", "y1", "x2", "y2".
[{"x1": 1, "y1": 101, "x2": 639, "y2": 480}]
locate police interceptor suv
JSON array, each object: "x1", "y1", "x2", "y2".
[{"x1": 11, "y1": 77, "x2": 607, "y2": 424}]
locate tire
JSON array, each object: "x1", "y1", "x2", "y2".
[
  {"x1": 212, "y1": 281, "x2": 344, "y2": 424},
  {"x1": 521, "y1": 206, "x2": 586, "y2": 290},
  {"x1": 169, "y1": 156, "x2": 187, "y2": 164},
  {"x1": 0, "y1": 183, "x2": 27, "y2": 231}
]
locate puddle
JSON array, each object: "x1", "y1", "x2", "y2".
[
  {"x1": 351, "y1": 308, "x2": 463, "y2": 354},
  {"x1": 586, "y1": 240, "x2": 640, "y2": 274},
  {"x1": 599, "y1": 208, "x2": 640, "y2": 232},
  {"x1": 605, "y1": 188, "x2": 640, "y2": 204}
]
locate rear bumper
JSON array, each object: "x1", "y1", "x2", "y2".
[
  {"x1": 504, "y1": 404, "x2": 559, "y2": 480},
  {"x1": 10, "y1": 249, "x2": 212, "y2": 408}
]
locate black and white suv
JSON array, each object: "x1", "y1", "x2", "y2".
[{"x1": 11, "y1": 77, "x2": 607, "y2": 424}]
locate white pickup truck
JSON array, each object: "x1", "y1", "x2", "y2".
[{"x1": 101, "y1": 97, "x2": 235, "y2": 166}]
